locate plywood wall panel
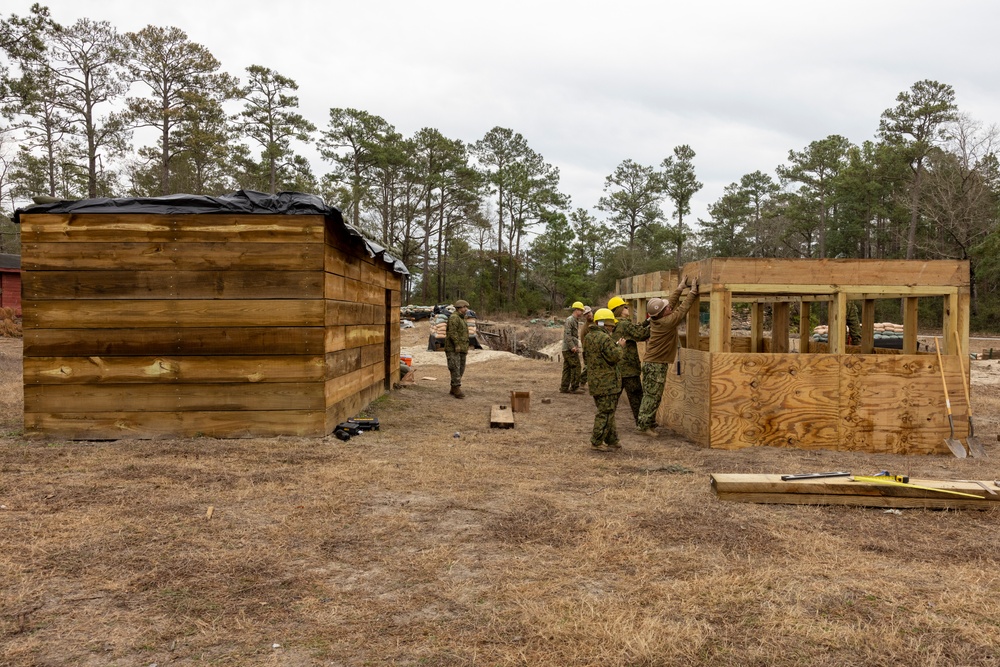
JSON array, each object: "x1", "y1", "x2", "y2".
[
  {"x1": 839, "y1": 354, "x2": 967, "y2": 455},
  {"x1": 660, "y1": 348, "x2": 711, "y2": 446},
  {"x1": 709, "y1": 354, "x2": 842, "y2": 450}
]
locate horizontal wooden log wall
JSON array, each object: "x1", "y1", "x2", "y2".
[
  {"x1": 20, "y1": 212, "x2": 401, "y2": 439},
  {"x1": 660, "y1": 350, "x2": 969, "y2": 455},
  {"x1": 323, "y1": 228, "x2": 401, "y2": 432}
]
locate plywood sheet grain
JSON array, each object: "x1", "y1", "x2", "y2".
[
  {"x1": 709, "y1": 353, "x2": 842, "y2": 450},
  {"x1": 660, "y1": 348, "x2": 711, "y2": 446}
]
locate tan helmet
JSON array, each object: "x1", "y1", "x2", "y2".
[
  {"x1": 454, "y1": 299, "x2": 470, "y2": 308},
  {"x1": 647, "y1": 297, "x2": 668, "y2": 318},
  {"x1": 571, "y1": 301, "x2": 585, "y2": 311},
  {"x1": 593, "y1": 308, "x2": 617, "y2": 324}
]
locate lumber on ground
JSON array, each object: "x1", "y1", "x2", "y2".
[
  {"x1": 490, "y1": 405, "x2": 514, "y2": 429},
  {"x1": 711, "y1": 473, "x2": 998, "y2": 510}
]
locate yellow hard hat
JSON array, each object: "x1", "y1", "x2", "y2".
[
  {"x1": 607, "y1": 296, "x2": 626, "y2": 312},
  {"x1": 571, "y1": 301, "x2": 585, "y2": 311},
  {"x1": 593, "y1": 308, "x2": 617, "y2": 324}
]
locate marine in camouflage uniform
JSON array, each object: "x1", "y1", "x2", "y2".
[
  {"x1": 846, "y1": 301, "x2": 861, "y2": 346},
  {"x1": 560, "y1": 308, "x2": 584, "y2": 393},
  {"x1": 610, "y1": 302, "x2": 651, "y2": 426},
  {"x1": 583, "y1": 319, "x2": 624, "y2": 451},
  {"x1": 637, "y1": 279, "x2": 699, "y2": 433},
  {"x1": 579, "y1": 307, "x2": 593, "y2": 386},
  {"x1": 445, "y1": 300, "x2": 471, "y2": 398}
]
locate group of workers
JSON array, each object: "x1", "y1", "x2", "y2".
[
  {"x1": 439, "y1": 277, "x2": 701, "y2": 453},
  {"x1": 561, "y1": 276, "x2": 700, "y2": 452}
]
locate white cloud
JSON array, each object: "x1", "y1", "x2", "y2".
[{"x1": 21, "y1": 0, "x2": 1000, "y2": 227}]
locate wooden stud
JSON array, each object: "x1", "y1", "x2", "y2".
[
  {"x1": 750, "y1": 303, "x2": 764, "y2": 353},
  {"x1": 903, "y1": 297, "x2": 919, "y2": 354},
  {"x1": 861, "y1": 299, "x2": 876, "y2": 354},
  {"x1": 709, "y1": 288, "x2": 732, "y2": 353},
  {"x1": 771, "y1": 302, "x2": 790, "y2": 353},
  {"x1": 798, "y1": 301, "x2": 811, "y2": 354},
  {"x1": 829, "y1": 293, "x2": 846, "y2": 354},
  {"x1": 685, "y1": 295, "x2": 701, "y2": 350}
]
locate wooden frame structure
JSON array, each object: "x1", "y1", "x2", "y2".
[
  {"x1": 617, "y1": 258, "x2": 971, "y2": 455},
  {"x1": 16, "y1": 193, "x2": 407, "y2": 439}
]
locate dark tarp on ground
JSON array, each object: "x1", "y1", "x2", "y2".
[{"x1": 13, "y1": 190, "x2": 409, "y2": 275}]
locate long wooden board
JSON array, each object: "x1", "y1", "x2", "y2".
[
  {"x1": 19, "y1": 213, "x2": 326, "y2": 243},
  {"x1": 711, "y1": 473, "x2": 997, "y2": 509},
  {"x1": 22, "y1": 299, "x2": 324, "y2": 328},
  {"x1": 21, "y1": 242, "x2": 324, "y2": 271},
  {"x1": 23, "y1": 327, "x2": 326, "y2": 356},
  {"x1": 22, "y1": 270, "x2": 324, "y2": 300},
  {"x1": 490, "y1": 405, "x2": 514, "y2": 428},
  {"x1": 24, "y1": 382, "x2": 324, "y2": 412},
  {"x1": 23, "y1": 410, "x2": 327, "y2": 439},
  {"x1": 23, "y1": 355, "x2": 328, "y2": 384}
]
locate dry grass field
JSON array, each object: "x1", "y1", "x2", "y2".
[{"x1": 3, "y1": 327, "x2": 1000, "y2": 666}]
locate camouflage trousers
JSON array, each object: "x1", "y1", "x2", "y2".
[
  {"x1": 619, "y1": 375, "x2": 643, "y2": 426},
  {"x1": 446, "y1": 351, "x2": 467, "y2": 387},
  {"x1": 560, "y1": 351, "x2": 582, "y2": 391},
  {"x1": 591, "y1": 393, "x2": 620, "y2": 447},
  {"x1": 637, "y1": 361, "x2": 668, "y2": 430}
]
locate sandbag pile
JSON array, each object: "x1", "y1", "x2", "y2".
[
  {"x1": 432, "y1": 312, "x2": 477, "y2": 339},
  {"x1": 812, "y1": 322, "x2": 904, "y2": 343}
]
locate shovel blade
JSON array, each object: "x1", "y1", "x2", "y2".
[
  {"x1": 946, "y1": 437, "x2": 967, "y2": 458},
  {"x1": 967, "y1": 436, "x2": 987, "y2": 458}
]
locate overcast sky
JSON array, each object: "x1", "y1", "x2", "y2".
[{"x1": 24, "y1": 0, "x2": 1000, "y2": 227}]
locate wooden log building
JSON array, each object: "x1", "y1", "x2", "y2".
[
  {"x1": 14, "y1": 191, "x2": 408, "y2": 439},
  {"x1": 616, "y1": 258, "x2": 971, "y2": 455}
]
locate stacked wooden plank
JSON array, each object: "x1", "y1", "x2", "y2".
[
  {"x1": 20, "y1": 203, "x2": 404, "y2": 440},
  {"x1": 711, "y1": 473, "x2": 1000, "y2": 510}
]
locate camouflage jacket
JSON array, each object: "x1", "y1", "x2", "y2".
[
  {"x1": 583, "y1": 325, "x2": 623, "y2": 396},
  {"x1": 444, "y1": 312, "x2": 469, "y2": 353},
  {"x1": 611, "y1": 317, "x2": 650, "y2": 378},
  {"x1": 562, "y1": 314, "x2": 581, "y2": 351}
]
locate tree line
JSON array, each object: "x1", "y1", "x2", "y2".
[{"x1": 2, "y1": 5, "x2": 998, "y2": 327}]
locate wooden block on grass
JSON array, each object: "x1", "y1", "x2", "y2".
[
  {"x1": 490, "y1": 404, "x2": 514, "y2": 429},
  {"x1": 510, "y1": 391, "x2": 531, "y2": 412}
]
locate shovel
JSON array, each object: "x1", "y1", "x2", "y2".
[
  {"x1": 934, "y1": 337, "x2": 967, "y2": 458},
  {"x1": 953, "y1": 328, "x2": 987, "y2": 458}
]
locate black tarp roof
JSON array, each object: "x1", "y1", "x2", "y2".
[{"x1": 13, "y1": 190, "x2": 409, "y2": 275}]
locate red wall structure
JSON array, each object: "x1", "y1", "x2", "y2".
[{"x1": 0, "y1": 254, "x2": 21, "y2": 316}]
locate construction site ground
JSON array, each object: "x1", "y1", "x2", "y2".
[{"x1": 3, "y1": 324, "x2": 1000, "y2": 666}]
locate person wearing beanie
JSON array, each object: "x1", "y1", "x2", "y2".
[{"x1": 445, "y1": 299, "x2": 471, "y2": 398}]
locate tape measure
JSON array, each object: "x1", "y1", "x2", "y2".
[{"x1": 851, "y1": 476, "x2": 984, "y2": 499}]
